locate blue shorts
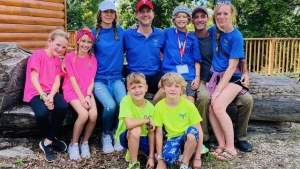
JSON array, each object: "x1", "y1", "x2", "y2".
[
  {"x1": 163, "y1": 126, "x2": 199, "y2": 165},
  {"x1": 119, "y1": 129, "x2": 150, "y2": 153}
]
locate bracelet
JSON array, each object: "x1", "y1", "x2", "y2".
[
  {"x1": 215, "y1": 89, "x2": 222, "y2": 93},
  {"x1": 87, "y1": 94, "x2": 92, "y2": 98},
  {"x1": 194, "y1": 158, "x2": 201, "y2": 161},
  {"x1": 147, "y1": 156, "x2": 154, "y2": 160},
  {"x1": 195, "y1": 75, "x2": 200, "y2": 78},
  {"x1": 157, "y1": 154, "x2": 164, "y2": 160},
  {"x1": 40, "y1": 93, "x2": 47, "y2": 100}
]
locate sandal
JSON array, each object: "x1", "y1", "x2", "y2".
[
  {"x1": 210, "y1": 146, "x2": 225, "y2": 157},
  {"x1": 216, "y1": 149, "x2": 237, "y2": 161}
]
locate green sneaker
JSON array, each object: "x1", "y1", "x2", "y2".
[
  {"x1": 201, "y1": 144, "x2": 209, "y2": 154},
  {"x1": 127, "y1": 162, "x2": 140, "y2": 169},
  {"x1": 125, "y1": 150, "x2": 130, "y2": 162}
]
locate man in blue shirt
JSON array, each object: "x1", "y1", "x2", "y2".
[{"x1": 123, "y1": 0, "x2": 165, "y2": 102}]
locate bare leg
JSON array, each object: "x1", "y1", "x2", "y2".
[
  {"x1": 82, "y1": 97, "x2": 98, "y2": 143},
  {"x1": 127, "y1": 127, "x2": 141, "y2": 162}
]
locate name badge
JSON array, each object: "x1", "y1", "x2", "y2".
[{"x1": 176, "y1": 64, "x2": 189, "y2": 74}]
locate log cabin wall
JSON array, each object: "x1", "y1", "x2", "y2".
[{"x1": 0, "y1": 0, "x2": 66, "y2": 51}]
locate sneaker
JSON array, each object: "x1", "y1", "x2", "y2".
[
  {"x1": 113, "y1": 135, "x2": 124, "y2": 151},
  {"x1": 80, "y1": 141, "x2": 91, "y2": 159},
  {"x1": 203, "y1": 140, "x2": 211, "y2": 150},
  {"x1": 201, "y1": 144, "x2": 209, "y2": 154},
  {"x1": 179, "y1": 166, "x2": 191, "y2": 169},
  {"x1": 39, "y1": 140, "x2": 55, "y2": 162},
  {"x1": 102, "y1": 133, "x2": 114, "y2": 153},
  {"x1": 68, "y1": 143, "x2": 81, "y2": 160},
  {"x1": 127, "y1": 162, "x2": 140, "y2": 169},
  {"x1": 235, "y1": 140, "x2": 252, "y2": 152},
  {"x1": 125, "y1": 150, "x2": 130, "y2": 162},
  {"x1": 52, "y1": 137, "x2": 67, "y2": 152}
]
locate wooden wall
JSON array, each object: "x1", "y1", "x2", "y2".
[{"x1": 0, "y1": 0, "x2": 66, "y2": 51}]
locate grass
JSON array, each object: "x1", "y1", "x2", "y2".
[{"x1": 15, "y1": 158, "x2": 23, "y2": 166}]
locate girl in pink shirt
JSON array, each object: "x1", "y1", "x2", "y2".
[
  {"x1": 62, "y1": 28, "x2": 98, "y2": 160},
  {"x1": 23, "y1": 29, "x2": 69, "y2": 163}
]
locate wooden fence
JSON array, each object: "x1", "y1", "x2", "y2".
[{"x1": 245, "y1": 38, "x2": 300, "y2": 76}]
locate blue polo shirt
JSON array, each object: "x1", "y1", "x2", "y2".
[
  {"x1": 123, "y1": 26, "x2": 165, "y2": 76},
  {"x1": 162, "y1": 28, "x2": 202, "y2": 80},
  {"x1": 209, "y1": 26, "x2": 244, "y2": 77},
  {"x1": 92, "y1": 25, "x2": 125, "y2": 82}
]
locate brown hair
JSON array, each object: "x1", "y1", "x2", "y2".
[
  {"x1": 95, "y1": 11, "x2": 119, "y2": 41},
  {"x1": 160, "y1": 72, "x2": 187, "y2": 93}
]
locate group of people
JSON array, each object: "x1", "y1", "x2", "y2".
[{"x1": 23, "y1": 0, "x2": 253, "y2": 168}]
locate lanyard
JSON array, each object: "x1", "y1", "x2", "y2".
[{"x1": 175, "y1": 29, "x2": 188, "y2": 64}]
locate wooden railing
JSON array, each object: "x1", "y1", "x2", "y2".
[
  {"x1": 245, "y1": 38, "x2": 300, "y2": 76},
  {"x1": 67, "y1": 30, "x2": 76, "y2": 52},
  {"x1": 67, "y1": 30, "x2": 300, "y2": 76}
]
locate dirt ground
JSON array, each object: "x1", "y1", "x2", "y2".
[{"x1": 0, "y1": 121, "x2": 299, "y2": 169}]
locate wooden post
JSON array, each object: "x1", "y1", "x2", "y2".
[{"x1": 268, "y1": 39, "x2": 275, "y2": 75}]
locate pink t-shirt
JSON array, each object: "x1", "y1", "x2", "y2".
[
  {"x1": 23, "y1": 49, "x2": 64, "y2": 102},
  {"x1": 62, "y1": 51, "x2": 97, "y2": 103}
]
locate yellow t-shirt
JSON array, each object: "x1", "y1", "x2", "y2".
[
  {"x1": 115, "y1": 95, "x2": 154, "y2": 142},
  {"x1": 153, "y1": 97, "x2": 202, "y2": 139}
]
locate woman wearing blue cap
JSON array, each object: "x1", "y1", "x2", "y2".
[{"x1": 92, "y1": 0, "x2": 126, "y2": 154}]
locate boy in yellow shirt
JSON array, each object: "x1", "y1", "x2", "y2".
[
  {"x1": 115, "y1": 72, "x2": 156, "y2": 169},
  {"x1": 154, "y1": 72, "x2": 203, "y2": 169}
]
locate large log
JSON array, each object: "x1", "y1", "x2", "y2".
[
  {"x1": 0, "y1": 14, "x2": 64, "y2": 26},
  {"x1": 0, "y1": 5, "x2": 65, "y2": 19},
  {"x1": 0, "y1": 33, "x2": 48, "y2": 41},
  {"x1": 0, "y1": 0, "x2": 65, "y2": 11},
  {"x1": 0, "y1": 24, "x2": 64, "y2": 33},
  {"x1": 0, "y1": 44, "x2": 299, "y2": 136}
]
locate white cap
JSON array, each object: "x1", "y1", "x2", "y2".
[{"x1": 99, "y1": 0, "x2": 116, "y2": 12}]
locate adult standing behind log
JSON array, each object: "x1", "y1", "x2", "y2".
[
  {"x1": 123, "y1": 0, "x2": 165, "y2": 104},
  {"x1": 205, "y1": 1, "x2": 251, "y2": 161},
  {"x1": 192, "y1": 6, "x2": 253, "y2": 152},
  {"x1": 92, "y1": 0, "x2": 126, "y2": 154},
  {"x1": 23, "y1": 29, "x2": 69, "y2": 163}
]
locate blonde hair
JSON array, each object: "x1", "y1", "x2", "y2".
[
  {"x1": 161, "y1": 72, "x2": 187, "y2": 92},
  {"x1": 172, "y1": 13, "x2": 191, "y2": 26},
  {"x1": 48, "y1": 29, "x2": 69, "y2": 42},
  {"x1": 126, "y1": 72, "x2": 147, "y2": 87},
  {"x1": 212, "y1": 3, "x2": 236, "y2": 53}
]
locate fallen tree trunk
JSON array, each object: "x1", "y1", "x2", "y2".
[{"x1": 0, "y1": 43, "x2": 299, "y2": 136}]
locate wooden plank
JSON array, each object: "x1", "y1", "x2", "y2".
[
  {"x1": 290, "y1": 40, "x2": 295, "y2": 71},
  {"x1": 14, "y1": 41, "x2": 47, "y2": 49},
  {"x1": 0, "y1": 24, "x2": 64, "y2": 33},
  {"x1": 282, "y1": 41, "x2": 286, "y2": 73},
  {"x1": 0, "y1": 0, "x2": 64, "y2": 11},
  {"x1": 274, "y1": 40, "x2": 278, "y2": 73},
  {"x1": 268, "y1": 40, "x2": 275, "y2": 75},
  {"x1": 0, "y1": 5, "x2": 64, "y2": 19},
  {"x1": 41, "y1": 0, "x2": 65, "y2": 3},
  {"x1": 0, "y1": 14, "x2": 64, "y2": 26},
  {"x1": 298, "y1": 41, "x2": 300, "y2": 72},
  {"x1": 249, "y1": 41, "x2": 253, "y2": 72},
  {"x1": 0, "y1": 33, "x2": 48, "y2": 41},
  {"x1": 279, "y1": 41, "x2": 283, "y2": 73},
  {"x1": 286, "y1": 40, "x2": 290, "y2": 73}
]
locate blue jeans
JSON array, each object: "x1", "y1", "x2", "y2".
[{"x1": 94, "y1": 79, "x2": 126, "y2": 134}]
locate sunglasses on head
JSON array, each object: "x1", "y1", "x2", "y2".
[
  {"x1": 178, "y1": 6, "x2": 188, "y2": 10},
  {"x1": 216, "y1": 0, "x2": 231, "y2": 6}
]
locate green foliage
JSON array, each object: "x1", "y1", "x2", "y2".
[
  {"x1": 208, "y1": 0, "x2": 300, "y2": 38},
  {"x1": 117, "y1": 0, "x2": 196, "y2": 29},
  {"x1": 67, "y1": 0, "x2": 102, "y2": 30},
  {"x1": 15, "y1": 158, "x2": 23, "y2": 166}
]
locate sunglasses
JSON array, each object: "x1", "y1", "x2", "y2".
[
  {"x1": 216, "y1": 0, "x2": 231, "y2": 6},
  {"x1": 178, "y1": 6, "x2": 189, "y2": 10}
]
